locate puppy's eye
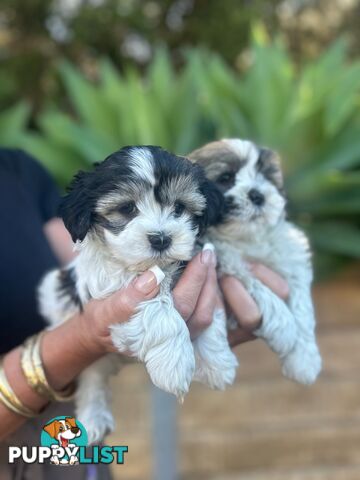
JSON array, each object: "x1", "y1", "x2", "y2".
[
  {"x1": 118, "y1": 202, "x2": 137, "y2": 216},
  {"x1": 174, "y1": 201, "x2": 186, "y2": 217},
  {"x1": 216, "y1": 171, "x2": 235, "y2": 185},
  {"x1": 59, "y1": 426, "x2": 64, "y2": 432}
]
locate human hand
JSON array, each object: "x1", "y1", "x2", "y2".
[
  {"x1": 78, "y1": 269, "x2": 162, "y2": 354},
  {"x1": 78, "y1": 245, "x2": 218, "y2": 355},
  {"x1": 172, "y1": 252, "x2": 289, "y2": 350},
  {"x1": 220, "y1": 262, "x2": 290, "y2": 347},
  {"x1": 173, "y1": 245, "x2": 218, "y2": 340},
  {"x1": 78, "y1": 247, "x2": 286, "y2": 355}
]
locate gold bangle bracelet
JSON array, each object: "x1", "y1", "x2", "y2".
[
  {"x1": 0, "y1": 358, "x2": 38, "y2": 418},
  {"x1": 21, "y1": 333, "x2": 75, "y2": 402},
  {"x1": 20, "y1": 335, "x2": 40, "y2": 393}
]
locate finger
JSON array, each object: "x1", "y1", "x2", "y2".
[
  {"x1": 187, "y1": 265, "x2": 218, "y2": 339},
  {"x1": 248, "y1": 262, "x2": 289, "y2": 300},
  {"x1": 220, "y1": 276, "x2": 261, "y2": 331},
  {"x1": 173, "y1": 245, "x2": 216, "y2": 320},
  {"x1": 228, "y1": 328, "x2": 256, "y2": 348},
  {"x1": 107, "y1": 266, "x2": 163, "y2": 324}
]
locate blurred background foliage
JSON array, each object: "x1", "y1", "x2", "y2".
[
  {"x1": 1, "y1": 0, "x2": 360, "y2": 113},
  {"x1": 0, "y1": 0, "x2": 359, "y2": 277}
]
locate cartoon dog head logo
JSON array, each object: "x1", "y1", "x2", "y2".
[
  {"x1": 42, "y1": 416, "x2": 87, "y2": 465},
  {"x1": 43, "y1": 417, "x2": 81, "y2": 448}
]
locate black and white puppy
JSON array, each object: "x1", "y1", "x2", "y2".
[
  {"x1": 38, "y1": 146, "x2": 237, "y2": 443},
  {"x1": 189, "y1": 139, "x2": 322, "y2": 385}
]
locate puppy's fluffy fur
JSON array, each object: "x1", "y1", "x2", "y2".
[
  {"x1": 189, "y1": 139, "x2": 322, "y2": 385},
  {"x1": 38, "y1": 145, "x2": 237, "y2": 444}
]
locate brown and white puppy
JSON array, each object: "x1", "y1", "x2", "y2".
[{"x1": 189, "y1": 139, "x2": 322, "y2": 385}]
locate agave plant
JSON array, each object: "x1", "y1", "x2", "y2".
[
  {"x1": 19, "y1": 48, "x2": 211, "y2": 186},
  {"x1": 185, "y1": 28, "x2": 360, "y2": 275},
  {"x1": 19, "y1": 28, "x2": 360, "y2": 277},
  {"x1": 0, "y1": 102, "x2": 30, "y2": 147}
]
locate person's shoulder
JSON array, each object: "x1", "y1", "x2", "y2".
[
  {"x1": 0, "y1": 148, "x2": 60, "y2": 221},
  {"x1": 0, "y1": 148, "x2": 40, "y2": 176},
  {"x1": 0, "y1": 148, "x2": 55, "y2": 188}
]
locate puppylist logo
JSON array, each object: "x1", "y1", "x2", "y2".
[{"x1": 9, "y1": 416, "x2": 128, "y2": 466}]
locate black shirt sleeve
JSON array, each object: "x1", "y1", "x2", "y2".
[
  {"x1": 1, "y1": 148, "x2": 60, "y2": 223},
  {"x1": 0, "y1": 149, "x2": 61, "y2": 353}
]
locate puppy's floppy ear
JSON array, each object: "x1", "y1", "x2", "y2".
[
  {"x1": 258, "y1": 148, "x2": 284, "y2": 190},
  {"x1": 59, "y1": 170, "x2": 94, "y2": 243},
  {"x1": 43, "y1": 420, "x2": 59, "y2": 438},
  {"x1": 198, "y1": 177, "x2": 225, "y2": 234}
]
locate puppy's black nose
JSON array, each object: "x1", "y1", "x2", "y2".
[
  {"x1": 71, "y1": 427, "x2": 79, "y2": 434},
  {"x1": 148, "y1": 232, "x2": 172, "y2": 251},
  {"x1": 248, "y1": 188, "x2": 265, "y2": 206}
]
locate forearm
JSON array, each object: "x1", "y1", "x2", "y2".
[
  {"x1": 41, "y1": 314, "x2": 103, "y2": 390},
  {"x1": 44, "y1": 217, "x2": 76, "y2": 265},
  {"x1": 0, "y1": 314, "x2": 103, "y2": 440}
]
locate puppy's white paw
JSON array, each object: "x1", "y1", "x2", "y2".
[
  {"x1": 145, "y1": 335, "x2": 195, "y2": 399},
  {"x1": 111, "y1": 297, "x2": 195, "y2": 399},
  {"x1": 78, "y1": 408, "x2": 115, "y2": 445},
  {"x1": 255, "y1": 305, "x2": 297, "y2": 357},
  {"x1": 193, "y1": 309, "x2": 238, "y2": 390},
  {"x1": 282, "y1": 341, "x2": 322, "y2": 385},
  {"x1": 194, "y1": 349, "x2": 238, "y2": 390}
]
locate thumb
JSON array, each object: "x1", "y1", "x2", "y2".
[{"x1": 107, "y1": 266, "x2": 165, "y2": 324}]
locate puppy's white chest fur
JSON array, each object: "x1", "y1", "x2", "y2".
[
  {"x1": 74, "y1": 235, "x2": 176, "y2": 301},
  {"x1": 210, "y1": 220, "x2": 311, "y2": 276}
]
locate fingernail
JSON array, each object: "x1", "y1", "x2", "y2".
[
  {"x1": 201, "y1": 242, "x2": 216, "y2": 266},
  {"x1": 134, "y1": 266, "x2": 164, "y2": 293},
  {"x1": 149, "y1": 265, "x2": 165, "y2": 285}
]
